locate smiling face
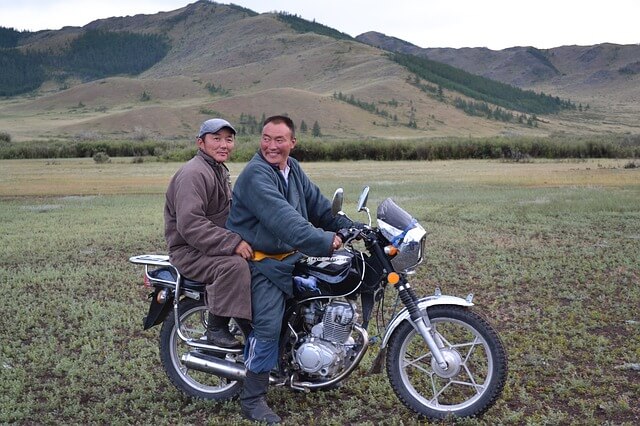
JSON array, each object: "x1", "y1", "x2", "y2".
[
  {"x1": 260, "y1": 121, "x2": 296, "y2": 170},
  {"x1": 197, "y1": 128, "x2": 235, "y2": 163}
]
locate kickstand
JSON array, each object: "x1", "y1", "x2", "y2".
[{"x1": 367, "y1": 347, "x2": 387, "y2": 375}]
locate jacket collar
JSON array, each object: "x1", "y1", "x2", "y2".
[{"x1": 198, "y1": 149, "x2": 228, "y2": 171}]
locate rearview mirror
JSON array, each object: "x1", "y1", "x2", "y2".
[
  {"x1": 357, "y1": 186, "x2": 370, "y2": 212},
  {"x1": 331, "y1": 188, "x2": 344, "y2": 216}
]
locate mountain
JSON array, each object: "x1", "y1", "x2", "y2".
[
  {"x1": 357, "y1": 31, "x2": 640, "y2": 128},
  {"x1": 1, "y1": 0, "x2": 638, "y2": 142}
]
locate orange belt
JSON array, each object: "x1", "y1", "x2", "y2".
[{"x1": 251, "y1": 250, "x2": 296, "y2": 262}]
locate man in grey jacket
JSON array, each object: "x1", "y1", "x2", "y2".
[
  {"x1": 165, "y1": 118, "x2": 253, "y2": 348},
  {"x1": 227, "y1": 115, "x2": 353, "y2": 423}
]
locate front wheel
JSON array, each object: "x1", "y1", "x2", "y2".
[
  {"x1": 159, "y1": 298, "x2": 245, "y2": 400},
  {"x1": 386, "y1": 305, "x2": 507, "y2": 419}
]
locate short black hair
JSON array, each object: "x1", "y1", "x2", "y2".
[{"x1": 263, "y1": 115, "x2": 295, "y2": 138}]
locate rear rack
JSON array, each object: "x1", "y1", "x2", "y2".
[
  {"x1": 129, "y1": 254, "x2": 178, "y2": 287},
  {"x1": 129, "y1": 254, "x2": 171, "y2": 267}
]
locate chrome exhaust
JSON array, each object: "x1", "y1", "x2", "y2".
[
  {"x1": 181, "y1": 351, "x2": 284, "y2": 386},
  {"x1": 181, "y1": 351, "x2": 247, "y2": 381}
]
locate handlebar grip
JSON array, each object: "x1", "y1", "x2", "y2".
[{"x1": 337, "y1": 229, "x2": 350, "y2": 241}]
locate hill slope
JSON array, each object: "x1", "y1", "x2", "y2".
[
  {"x1": 357, "y1": 31, "x2": 640, "y2": 132},
  {"x1": 0, "y1": 1, "x2": 638, "y2": 142}
]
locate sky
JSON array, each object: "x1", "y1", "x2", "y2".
[{"x1": 1, "y1": 0, "x2": 638, "y2": 50}]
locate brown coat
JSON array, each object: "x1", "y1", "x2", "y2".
[{"x1": 164, "y1": 150, "x2": 251, "y2": 319}]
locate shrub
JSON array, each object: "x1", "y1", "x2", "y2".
[
  {"x1": 93, "y1": 151, "x2": 110, "y2": 163},
  {"x1": 132, "y1": 127, "x2": 152, "y2": 141},
  {"x1": 0, "y1": 131, "x2": 11, "y2": 144}
]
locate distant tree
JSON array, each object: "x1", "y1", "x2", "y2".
[
  {"x1": 0, "y1": 49, "x2": 46, "y2": 95},
  {"x1": 140, "y1": 91, "x2": 151, "y2": 101},
  {"x1": 392, "y1": 52, "x2": 574, "y2": 115},
  {"x1": 311, "y1": 121, "x2": 321, "y2": 137},
  {"x1": 65, "y1": 30, "x2": 169, "y2": 79},
  {"x1": 0, "y1": 27, "x2": 23, "y2": 48},
  {"x1": 299, "y1": 120, "x2": 308, "y2": 133}
]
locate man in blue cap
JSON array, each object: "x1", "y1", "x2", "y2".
[{"x1": 165, "y1": 118, "x2": 254, "y2": 348}]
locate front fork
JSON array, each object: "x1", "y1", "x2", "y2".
[
  {"x1": 368, "y1": 239, "x2": 449, "y2": 370},
  {"x1": 396, "y1": 278, "x2": 449, "y2": 370}
]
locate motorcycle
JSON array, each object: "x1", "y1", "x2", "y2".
[{"x1": 129, "y1": 187, "x2": 507, "y2": 420}]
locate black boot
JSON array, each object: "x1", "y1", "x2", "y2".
[
  {"x1": 206, "y1": 312, "x2": 242, "y2": 348},
  {"x1": 240, "y1": 371, "x2": 281, "y2": 424}
]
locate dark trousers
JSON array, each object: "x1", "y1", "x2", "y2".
[{"x1": 244, "y1": 265, "x2": 286, "y2": 374}]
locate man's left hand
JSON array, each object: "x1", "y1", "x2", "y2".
[{"x1": 234, "y1": 240, "x2": 254, "y2": 259}]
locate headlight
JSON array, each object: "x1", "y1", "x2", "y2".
[{"x1": 390, "y1": 233, "x2": 427, "y2": 273}]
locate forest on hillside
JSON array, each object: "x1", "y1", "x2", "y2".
[
  {"x1": 392, "y1": 53, "x2": 575, "y2": 115},
  {"x1": 0, "y1": 28, "x2": 169, "y2": 96}
]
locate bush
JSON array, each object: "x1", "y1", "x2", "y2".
[
  {"x1": 1, "y1": 135, "x2": 638, "y2": 161},
  {"x1": 0, "y1": 131, "x2": 11, "y2": 144},
  {"x1": 93, "y1": 151, "x2": 110, "y2": 163}
]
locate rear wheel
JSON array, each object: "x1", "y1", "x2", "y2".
[
  {"x1": 386, "y1": 305, "x2": 507, "y2": 419},
  {"x1": 159, "y1": 298, "x2": 245, "y2": 400}
]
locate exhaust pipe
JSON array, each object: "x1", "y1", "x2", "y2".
[
  {"x1": 181, "y1": 351, "x2": 247, "y2": 381},
  {"x1": 181, "y1": 351, "x2": 283, "y2": 385}
]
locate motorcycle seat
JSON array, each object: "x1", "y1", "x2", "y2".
[{"x1": 181, "y1": 277, "x2": 205, "y2": 290}]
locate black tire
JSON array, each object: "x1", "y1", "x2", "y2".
[
  {"x1": 159, "y1": 298, "x2": 244, "y2": 400},
  {"x1": 386, "y1": 305, "x2": 507, "y2": 419}
]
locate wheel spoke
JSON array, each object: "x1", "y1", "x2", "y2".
[
  {"x1": 402, "y1": 350, "x2": 431, "y2": 369},
  {"x1": 181, "y1": 325, "x2": 203, "y2": 336}
]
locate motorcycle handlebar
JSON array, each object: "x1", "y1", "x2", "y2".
[{"x1": 337, "y1": 224, "x2": 371, "y2": 243}]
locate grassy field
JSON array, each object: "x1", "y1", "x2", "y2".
[{"x1": 1, "y1": 158, "x2": 639, "y2": 425}]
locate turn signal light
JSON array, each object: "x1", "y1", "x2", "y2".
[
  {"x1": 388, "y1": 272, "x2": 400, "y2": 285},
  {"x1": 384, "y1": 245, "x2": 398, "y2": 256}
]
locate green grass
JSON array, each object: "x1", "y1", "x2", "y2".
[{"x1": 1, "y1": 159, "x2": 639, "y2": 424}]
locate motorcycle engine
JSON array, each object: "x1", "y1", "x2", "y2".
[{"x1": 294, "y1": 301, "x2": 356, "y2": 377}]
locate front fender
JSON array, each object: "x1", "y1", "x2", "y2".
[{"x1": 380, "y1": 295, "x2": 473, "y2": 348}]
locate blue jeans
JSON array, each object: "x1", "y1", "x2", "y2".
[{"x1": 244, "y1": 265, "x2": 286, "y2": 374}]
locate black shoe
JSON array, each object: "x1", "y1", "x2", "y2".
[
  {"x1": 241, "y1": 371, "x2": 281, "y2": 424},
  {"x1": 205, "y1": 327, "x2": 243, "y2": 348},
  {"x1": 242, "y1": 397, "x2": 281, "y2": 424},
  {"x1": 206, "y1": 313, "x2": 243, "y2": 348}
]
